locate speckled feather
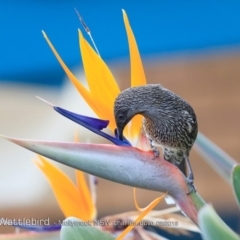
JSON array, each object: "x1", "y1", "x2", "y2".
[{"x1": 114, "y1": 84, "x2": 198, "y2": 174}]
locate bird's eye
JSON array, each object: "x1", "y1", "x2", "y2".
[{"x1": 118, "y1": 114, "x2": 124, "y2": 121}]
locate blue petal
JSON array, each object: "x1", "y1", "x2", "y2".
[
  {"x1": 54, "y1": 107, "x2": 109, "y2": 130},
  {"x1": 13, "y1": 223, "x2": 61, "y2": 232},
  {"x1": 54, "y1": 106, "x2": 131, "y2": 146}
]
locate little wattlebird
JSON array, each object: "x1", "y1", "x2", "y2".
[{"x1": 114, "y1": 84, "x2": 198, "y2": 193}]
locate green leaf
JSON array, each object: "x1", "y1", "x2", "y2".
[
  {"x1": 60, "y1": 217, "x2": 114, "y2": 240},
  {"x1": 232, "y1": 164, "x2": 240, "y2": 207},
  {"x1": 1, "y1": 135, "x2": 205, "y2": 225},
  {"x1": 195, "y1": 132, "x2": 237, "y2": 183},
  {"x1": 198, "y1": 204, "x2": 239, "y2": 240}
]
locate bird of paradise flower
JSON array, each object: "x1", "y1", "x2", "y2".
[{"x1": 41, "y1": 10, "x2": 146, "y2": 147}]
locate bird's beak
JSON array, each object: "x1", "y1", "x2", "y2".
[{"x1": 117, "y1": 127, "x2": 123, "y2": 141}]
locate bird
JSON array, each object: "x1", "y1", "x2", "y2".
[{"x1": 114, "y1": 84, "x2": 198, "y2": 193}]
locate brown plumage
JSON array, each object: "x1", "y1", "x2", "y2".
[{"x1": 114, "y1": 84, "x2": 198, "y2": 193}]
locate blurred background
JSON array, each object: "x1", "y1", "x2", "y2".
[{"x1": 0, "y1": 0, "x2": 240, "y2": 238}]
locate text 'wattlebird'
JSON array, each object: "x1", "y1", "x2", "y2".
[{"x1": 114, "y1": 84, "x2": 198, "y2": 194}]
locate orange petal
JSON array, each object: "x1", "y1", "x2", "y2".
[
  {"x1": 122, "y1": 11, "x2": 146, "y2": 141},
  {"x1": 127, "y1": 115, "x2": 143, "y2": 145},
  {"x1": 133, "y1": 188, "x2": 144, "y2": 212},
  {"x1": 34, "y1": 155, "x2": 92, "y2": 221},
  {"x1": 42, "y1": 31, "x2": 100, "y2": 117},
  {"x1": 76, "y1": 170, "x2": 96, "y2": 220},
  {"x1": 79, "y1": 30, "x2": 120, "y2": 131},
  {"x1": 117, "y1": 192, "x2": 167, "y2": 240},
  {"x1": 122, "y1": 10, "x2": 146, "y2": 87}
]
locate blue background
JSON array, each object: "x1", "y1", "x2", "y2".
[{"x1": 1, "y1": 0, "x2": 240, "y2": 85}]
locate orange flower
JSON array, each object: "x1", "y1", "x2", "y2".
[
  {"x1": 34, "y1": 155, "x2": 96, "y2": 221},
  {"x1": 42, "y1": 10, "x2": 146, "y2": 147}
]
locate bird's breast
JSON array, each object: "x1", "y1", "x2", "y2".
[{"x1": 142, "y1": 114, "x2": 197, "y2": 150}]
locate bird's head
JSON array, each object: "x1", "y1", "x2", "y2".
[
  {"x1": 114, "y1": 108, "x2": 134, "y2": 140},
  {"x1": 114, "y1": 87, "x2": 144, "y2": 140},
  {"x1": 114, "y1": 84, "x2": 165, "y2": 140}
]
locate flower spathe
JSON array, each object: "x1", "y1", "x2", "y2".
[{"x1": 2, "y1": 134, "x2": 203, "y2": 225}]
